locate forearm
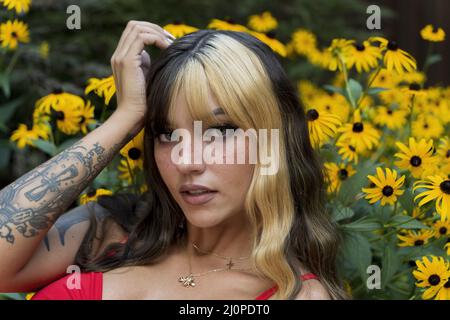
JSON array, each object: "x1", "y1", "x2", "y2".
[{"x1": 0, "y1": 109, "x2": 141, "y2": 278}]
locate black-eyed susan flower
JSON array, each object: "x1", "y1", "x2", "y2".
[
  {"x1": 324, "y1": 162, "x2": 356, "y2": 193},
  {"x1": 397, "y1": 229, "x2": 435, "y2": 247},
  {"x1": 362, "y1": 167, "x2": 405, "y2": 206},
  {"x1": 0, "y1": 19, "x2": 30, "y2": 50},
  {"x1": 32, "y1": 122, "x2": 51, "y2": 141},
  {"x1": 248, "y1": 30, "x2": 286, "y2": 57},
  {"x1": 420, "y1": 25, "x2": 446, "y2": 42},
  {"x1": 346, "y1": 41, "x2": 382, "y2": 73},
  {"x1": 433, "y1": 219, "x2": 450, "y2": 238},
  {"x1": 313, "y1": 93, "x2": 350, "y2": 122},
  {"x1": 291, "y1": 29, "x2": 317, "y2": 56},
  {"x1": 305, "y1": 108, "x2": 341, "y2": 148},
  {"x1": 163, "y1": 21, "x2": 199, "y2": 38},
  {"x1": 398, "y1": 71, "x2": 426, "y2": 86},
  {"x1": 207, "y1": 18, "x2": 248, "y2": 32},
  {"x1": 412, "y1": 113, "x2": 444, "y2": 140},
  {"x1": 370, "y1": 37, "x2": 416, "y2": 74},
  {"x1": 79, "y1": 188, "x2": 113, "y2": 205},
  {"x1": 247, "y1": 11, "x2": 277, "y2": 33},
  {"x1": 412, "y1": 256, "x2": 450, "y2": 300},
  {"x1": 1, "y1": 0, "x2": 31, "y2": 14},
  {"x1": 337, "y1": 110, "x2": 380, "y2": 153},
  {"x1": 85, "y1": 75, "x2": 116, "y2": 106},
  {"x1": 437, "y1": 137, "x2": 450, "y2": 168},
  {"x1": 51, "y1": 96, "x2": 83, "y2": 135},
  {"x1": 394, "y1": 137, "x2": 437, "y2": 179},
  {"x1": 10, "y1": 123, "x2": 38, "y2": 149},
  {"x1": 336, "y1": 140, "x2": 359, "y2": 164},
  {"x1": 120, "y1": 129, "x2": 144, "y2": 170},
  {"x1": 78, "y1": 100, "x2": 96, "y2": 135},
  {"x1": 414, "y1": 175, "x2": 450, "y2": 221},
  {"x1": 369, "y1": 68, "x2": 398, "y2": 89},
  {"x1": 401, "y1": 82, "x2": 428, "y2": 98},
  {"x1": 322, "y1": 38, "x2": 353, "y2": 71},
  {"x1": 374, "y1": 106, "x2": 408, "y2": 130}
]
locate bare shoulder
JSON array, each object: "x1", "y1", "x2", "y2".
[{"x1": 295, "y1": 263, "x2": 331, "y2": 300}]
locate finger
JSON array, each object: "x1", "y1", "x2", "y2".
[
  {"x1": 119, "y1": 25, "x2": 168, "y2": 60},
  {"x1": 126, "y1": 32, "x2": 170, "y2": 60}
]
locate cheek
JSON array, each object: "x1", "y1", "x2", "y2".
[{"x1": 155, "y1": 145, "x2": 176, "y2": 186}]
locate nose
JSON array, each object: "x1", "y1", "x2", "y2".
[{"x1": 173, "y1": 137, "x2": 207, "y2": 175}]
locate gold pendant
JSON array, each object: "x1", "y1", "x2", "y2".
[{"x1": 179, "y1": 274, "x2": 196, "y2": 287}]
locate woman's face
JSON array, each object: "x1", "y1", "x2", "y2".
[{"x1": 154, "y1": 93, "x2": 255, "y2": 228}]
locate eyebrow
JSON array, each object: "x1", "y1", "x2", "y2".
[{"x1": 212, "y1": 107, "x2": 225, "y2": 116}]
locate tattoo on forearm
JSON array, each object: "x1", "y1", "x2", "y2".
[{"x1": 0, "y1": 135, "x2": 131, "y2": 244}]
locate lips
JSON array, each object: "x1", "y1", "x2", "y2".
[{"x1": 179, "y1": 184, "x2": 217, "y2": 205}]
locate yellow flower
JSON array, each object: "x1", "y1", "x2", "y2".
[
  {"x1": 291, "y1": 29, "x2": 317, "y2": 56},
  {"x1": 118, "y1": 158, "x2": 140, "y2": 184},
  {"x1": 369, "y1": 37, "x2": 416, "y2": 74},
  {"x1": 207, "y1": 18, "x2": 248, "y2": 32},
  {"x1": 25, "y1": 292, "x2": 35, "y2": 300},
  {"x1": 0, "y1": 19, "x2": 30, "y2": 50},
  {"x1": 48, "y1": 95, "x2": 84, "y2": 135},
  {"x1": 1, "y1": 0, "x2": 31, "y2": 14},
  {"x1": 79, "y1": 188, "x2": 113, "y2": 205},
  {"x1": 247, "y1": 11, "x2": 277, "y2": 33},
  {"x1": 323, "y1": 38, "x2": 353, "y2": 71},
  {"x1": 85, "y1": 75, "x2": 116, "y2": 106},
  {"x1": 397, "y1": 229, "x2": 434, "y2": 247},
  {"x1": 394, "y1": 137, "x2": 437, "y2": 179},
  {"x1": 412, "y1": 256, "x2": 450, "y2": 300},
  {"x1": 39, "y1": 41, "x2": 49, "y2": 59},
  {"x1": 337, "y1": 109, "x2": 380, "y2": 153},
  {"x1": 10, "y1": 123, "x2": 38, "y2": 149},
  {"x1": 248, "y1": 30, "x2": 286, "y2": 57},
  {"x1": 120, "y1": 129, "x2": 144, "y2": 169},
  {"x1": 324, "y1": 162, "x2": 356, "y2": 193},
  {"x1": 433, "y1": 219, "x2": 450, "y2": 238},
  {"x1": 78, "y1": 100, "x2": 96, "y2": 135},
  {"x1": 369, "y1": 68, "x2": 398, "y2": 89},
  {"x1": 420, "y1": 25, "x2": 446, "y2": 42},
  {"x1": 32, "y1": 122, "x2": 51, "y2": 141},
  {"x1": 305, "y1": 108, "x2": 341, "y2": 148},
  {"x1": 163, "y1": 21, "x2": 199, "y2": 38},
  {"x1": 414, "y1": 175, "x2": 450, "y2": 221},
  {"x1": 362, "y1": 167, "x2": 405, "y2": 206},
  {"x1": 437, "y1": 137, "x2": 450, "y2": 169},
  {"x1": 336, "y1": 140, "x2": 359, "y2": 164},
  {"x1": 346, "y1": 41, "x2": 382, "y2": 73},
  {"x1": 374, "y1": 106, "x2": 408, "y2": 130},
  {"x1": 412, "y1": 113, "x2": 444, "y2": 140}
]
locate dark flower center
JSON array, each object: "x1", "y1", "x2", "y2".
[
  {"x1": 387, "y1": 109, "x2": 393, "y2": 115},
  {"x1": 440, "y1": 180, "x2": 450, "y2": 194},
  {"x1": 52, "y1": 87, "x2": 63, "y2": 94},
  {"x1": 387, "y1": 41, "x2": 398, "y2": 51},
  {"x1": 306, "y1": 109, "x2": 319, "y2": 121},
  {"x1": 439, "y1": 227, "x2": 447, "y2": 235},
  {"x1": 338, "y1": 169, "x2": 348, "y2": 180},
  {"x1": 173, "y1": 20, "x2": 182, "y2": 25},
  {"x1": 446, "y1": 150, "x2": 450, "y2": 158},
  {"x1": 349, "y1": 145, "x2": 356, "y2": 152},
  {"x1": 444, "y1": 279, "x2": 450, "y2": 289},
  {"x1": 325, "y1": 105, "x2": 331, "y2": 111},
  {"x1": 409, "y1": 156, "x2": 422, "y2": 167},
  {"x1": 225, "y1": 17, "x2": 236, "y2": 24},
  {"x1": 128, "y1": 147, "x2": 141, "y2": 160},
  {"x1": 266, "y1": 31, "x2": 276, "y2": 39},
  {"x1": 53, "y1": 110, "x2": 65, "y2": 121},
  {"x1": 414, "y1": 239, "x2": 424, "y2": 246},
  {"x1": 11, "y1": 31, "x2": 18, "y2": 38},
  {"x1": 352, "y1": 122, "x2": 364, "y2": 132},
  {"x1": 79, "y1": 115, "x2": 85, "y2": 124},
  {"x1": 409, "y1": 83, "x2": 421, "y2": 91},
  {"x1": 86, "y1": 189, "x2": 97, "y2": 197},
  {"x1": 428, "y1": 274, "x2": 441, "y2": 286},
  {"x1": 408, "y1": 260, "x2": 417, "y2": 267},
  {"x1": 382, "y1": 186, "x2": 394, "y2": 197},
  {"x1": 432, "y1": 26, "x2": 439, "y2": 33},
  {"x1": 354, "y1": 43, "x2": 365, "y2": 51}
]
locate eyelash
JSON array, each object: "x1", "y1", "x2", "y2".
[{"x1": 156, "y1": 124, "x2": 238, "y2": 143}]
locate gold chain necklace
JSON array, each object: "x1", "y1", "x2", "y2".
[{"x1": 178, "y1": 242, "x2": 252, "y2": 288}]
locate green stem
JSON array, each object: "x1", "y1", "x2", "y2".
[
  {"x1": 357, "y1": 65, "x2": 382, "y2": 109},
  {"x1": 338, "y1": 54, "x2": 356, "y2": 109},
  {"x1": 5, "y1": 49, "x2": 21, "y2": 75},
  {"x1": 422, "y1": 42, "x2": 433, "y2": 75},
  {"x1": 407, "y1": 95, "x2": 416, "y2": 138}
]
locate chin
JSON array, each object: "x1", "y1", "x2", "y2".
[{"x1": 183, "y1": 209, "x2": 227, "y2": 229}]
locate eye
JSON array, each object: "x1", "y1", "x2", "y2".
[
  {"x1": 156, "y1": 130, "x2": 174, "y2": 143},
  {"x1": 208, "y1": 124, "x2": 238, "y2": 137}
]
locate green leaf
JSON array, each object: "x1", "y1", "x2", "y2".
[
  {"x1": 0, "y1": 139, "x2": 11, "y2": 169},
  {"x1": 367, "y1": 87, "x2": 389, "y2": 95},
  {"x1": 323, "y1": 85, "x2": 344, "y2": 96},
  {"x1": 0, "y1": 72, "x2": 11, "y2": 98},
  {"x1": 0, "y1": 95, "x2": 27, "y2": 128},
  {"x1": 398, "y1": 187, "x2": 414, "y2": 216},
  {"x1": 332, "y1": 206, "x2": 355, "y2": 222},
  {"x1": 33, "y1": 139, "x2": 57, "y2": 156},
  {"x1": 388, "y1": 215, "x2": 430, "y2": 229},
  {"x1": 342, "y1": 216, "x2": 382, "y2": 232},
  {"x1": 338, "y1": 160, "x2": 374, "y2": 206},
  {"x1": 342, "y1": 232, "x2": 372, "y2": 283},
  {"x1": 347, "y1": 78, "x2": 363, "y2": 104},
  {"x1": 380, "y1": 241, "x2": 400, "y2": 289},
  {"x1": 424, "y1": 54, "x2": 441, "y2": 68}
]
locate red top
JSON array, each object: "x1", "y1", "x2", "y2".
[{"x1": 31, "y1": 272, "x2": 319, "y2": 300}]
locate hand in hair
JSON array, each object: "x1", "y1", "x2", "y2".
[{"x1": 110, "y1": 20, "x2": 175, "y2": 127}]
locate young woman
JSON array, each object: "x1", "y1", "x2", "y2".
[{"x1": 0, "y1": 21, "x2": 347, "y2": 300}]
